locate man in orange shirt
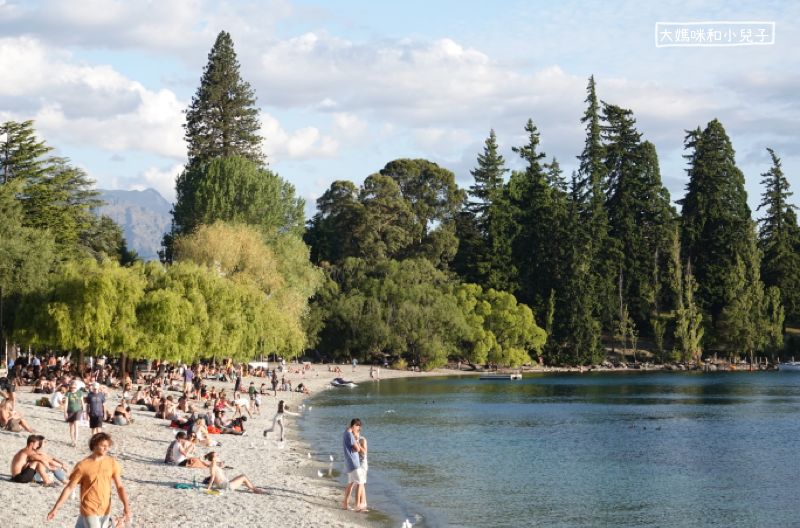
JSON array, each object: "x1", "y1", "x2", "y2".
[{"x1": 46, "y1": 432, "x2": 131, "y2": 527}]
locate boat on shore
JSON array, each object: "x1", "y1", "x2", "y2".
[
  {"x1": 330, "y1": 378, "x2": 357, "y2": 387},
  {"x1": 479, "y1": 372, "x2": 522, "y2": 380},
  {"x1": 778, "y1": 362, "x2": 800, "y2": 371}
]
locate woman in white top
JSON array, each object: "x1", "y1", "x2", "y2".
[
  {"x1": 204, "y1": 452, "x2": 263, "y2": 493},
  {"x1": 355, "y1": 430, "x2": 368, "y2": 512},
  {"x1": 262, "y1": 400, "x2": 301, "y2": 442}
]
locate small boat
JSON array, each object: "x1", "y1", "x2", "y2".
[
  {"x1": 479, "y1": 373, "x2": 522, "y2": 380},
  {"x1": 778, "y1": 362, "x2": 800, "y2": 371},
  {"x1": 330, "y1": 378, "x2": 357, "y2": 387}
]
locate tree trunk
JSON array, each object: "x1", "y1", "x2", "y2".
[
  {"x1": 78, "y1": 349, "x2": 84, "y2": 376},
  {"x1": 121, "y1": 353, "x2": 127, "y2": 378}
]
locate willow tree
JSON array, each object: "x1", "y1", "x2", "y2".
[
  {"x1": 174, "y1": 222, "x2": 322, "y2": 359},
  {"x1": 14, "y1": 260, "x2": 143, "y2": 371}
]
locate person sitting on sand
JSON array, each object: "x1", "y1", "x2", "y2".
[
  {"x1": 112, "y1": 400, "x2": 132, "y2": 426},
  {"x1": 33, "y1": 436, "x2": 70, "y2": 485},
  {"x1": 191, "y1": 418, "x2": 220, "y2": 447},
  {"x1": 0, "y1": 399, "x2": 36, "y2": 433},
  {"x1": 50, "y1": 387, "x2": 67, "y2": 410},
  {"x1": 213, "y1": 410, "x2": 244, "y2": 435},
  {"x1": 204, "y1": 451, "x2": 263, "y2": 493},
  {"x1": 133, "y1": 386, "x2": 149, "y2": 406},
  {"x1": 10, "y1": 435, "x2": 58, "y2": 486},
  {"x1": 295, "y1": 383, "x2": 311, "y2": 394}
]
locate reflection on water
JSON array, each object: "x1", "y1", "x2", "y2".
[{"x1": 300, "y1": 372, "x2": 800, "y2": 527}]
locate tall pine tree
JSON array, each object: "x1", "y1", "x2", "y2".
[
  {"x1": 184, "y1": 31, "x2": 264, "y2": 168},
  {"x1": 757, "y1": 148, "x2": 800, "y2": 322},
  {"x1": 679, "y1": 119, "x2": 751, "y2": 327},
  {"x1": 460, "y1": 130, "x2": 516, "y2": 291}
]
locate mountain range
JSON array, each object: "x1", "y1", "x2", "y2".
[{"x1": 95, "y1": 188, "x2": 172, "y2": 262}]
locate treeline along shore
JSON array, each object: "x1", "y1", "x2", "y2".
[{"x1": 2, "y1": 30, "x2": 800, "y2": 377}]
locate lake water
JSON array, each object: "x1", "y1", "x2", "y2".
[{"x1": 299, "y1": 372, "x2": 800, "y2": 527}]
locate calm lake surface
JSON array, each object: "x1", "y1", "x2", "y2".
[{"x1": 299, "y1": 372, "x2": 800, "y2": 527}]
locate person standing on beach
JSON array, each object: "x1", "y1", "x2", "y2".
[
  {"x1": 86, "y1": 383, "x2": 106, "y2": 436},
  {"x1": 183, "y1": 365, "x2": 194, "y2": 394},
  {"x1": 64, "y1": 381, "x2": 86, "y2": 447},
  {"x1": 263, "y1": 400, "x2": 301, "y2": 442},
  {"x1": 342, "y1": 418, "x2": 365, "y2": 510},
  {"x1": 47, "y1": 432, "x2": 131, "y2": 527},
  {"x1": 354, "y1": 428, "x2": 368, "y2": 512}
]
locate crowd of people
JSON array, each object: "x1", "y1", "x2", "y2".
[{"x1": 1, "y1": 353, "x2": 379, "y2": 524}]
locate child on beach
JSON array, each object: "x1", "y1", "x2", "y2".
[
  {"x1": 204, "y1": 452, "x2": 263, "y2": 494},
  {"x1": 263, "y1": 400, "x2": 301, "y2": 442}
]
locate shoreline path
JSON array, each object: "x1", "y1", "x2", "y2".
[{"x1": 0, "y1": 364, "x2": 462, "y2": 528}]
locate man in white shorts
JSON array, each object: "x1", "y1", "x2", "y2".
[{"x1": 342, "y1": 418, "x2": 365, "y2": 510}]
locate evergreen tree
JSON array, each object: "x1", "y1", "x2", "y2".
[
  {"x1": 509, "y1": 119, "x2": 553, "y2": 309},
  {"x1": 21, "y1": 158, "x2": 105, "y2": 260},
  {"x1": 757, "y1": 148, "x2": 800, "y2": 322},
  {"x1": 184, "y1": 31, "x2": 264, "y2": 168},
  {"x1": 679, "y1": 119, "x2": 751, "y2": 326},
  {"x1": 459, "y1": 130, "x2": 516, "y2": 290},
  {"x1": 574, "y1": 77, "x2": 613, "y2": 338},
  {"x1": 0, "y1": 120, "x2": 53, "y2": 184}
]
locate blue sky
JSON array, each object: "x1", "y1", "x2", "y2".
[{"x1": 0, "y1": 0, "x2": 797, "y2": 219}]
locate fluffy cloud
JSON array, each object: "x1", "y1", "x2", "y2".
[{"x1": 0, "y1": 37, "x2": 186, "y2": 158}]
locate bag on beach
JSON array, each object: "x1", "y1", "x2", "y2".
[
  {"x1": 207, "y1": 426, "x2": 221, "y2": 434},
  {"x1": 185, "y1": 457, "x2": 206, "y2": 469}
]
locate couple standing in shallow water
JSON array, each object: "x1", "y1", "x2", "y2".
[{"x1": 343, "y1": 418, "x2": 368, "y2": 512}]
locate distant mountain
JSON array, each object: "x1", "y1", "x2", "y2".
[{"x1": 95, "y1": 189, "x2": 172, "y2": 261}]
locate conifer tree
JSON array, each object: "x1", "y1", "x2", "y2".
[
  {"x1": 509, "y1": 119, "x2": 553, "y2": 308},
  {"x1": 574, "y1": 77, "x2": 613, "y2": 337},
  {"x1": 0, "y1": 120, "x2": 53, "y2": 184},
  {"x1": 679, "y1": 119, "x2": 751, "y2": 325},
  {"x1": 757, "y1": 148, "x2": 800, "y2": 322},
  {"x1": 184, "y1": 31, "x2": 264, "y2": 168},
  {"x1": 461, "y1": 130, "x2": 516, "y2": 291}
]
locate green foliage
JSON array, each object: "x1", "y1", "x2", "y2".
[
  {"x1": 171, "y1": 155, "x2": 304, "y2": 242},
  {"x1": 679, "y1": 119, "x2": 751, "y2": 324},
  {"x1": 0, "y1": 120, "x2": 53, "y2": 184},
  {"x1": 184, "y1": 31, "x2": 264, "y2": 168},
  {"x1": 757, "y1": 148, "x2": 800, "y2": 322},
  {"x1": 175, "y1": 222, "x2": 322, "y2": 358},
  {"x1": 307, "y1": 259, "x2": 544, "y2": 368},
  {"x1": 305, "y1": 161, "x2": 463, "y2": 270}
]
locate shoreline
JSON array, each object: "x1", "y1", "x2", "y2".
[
  {"x1": 0, "y1": 365, "x2": 458, "y2": 528},
  {"x1": 0, "y1": 363, "x2": 780, "y2": 527}
]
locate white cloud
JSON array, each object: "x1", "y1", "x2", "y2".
[
  {"x1": 261, "y1": 114, "x2": 339, "y2": 161},
  {"x1": 0, "y1": 37, "x2": 186, "y2": 158},
  {"x1": 412, "y1": 127, "x2": 473, "y2": 157}
]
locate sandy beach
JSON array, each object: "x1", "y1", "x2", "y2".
[{"x1": 0, "y1": 365, "x2": 459, "y2": 527}]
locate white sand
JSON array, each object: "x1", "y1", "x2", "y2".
[{"x1": 0, "y1": 365, "x2": 458, "y2": 527}]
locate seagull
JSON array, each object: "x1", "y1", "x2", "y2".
[
  {"x1": 402, "y1": 520, "x2": 413, "y2": 528},
  {"x1": 317, "y1": 470, "x2": 324, "y2": 477},
  {"x1": 308, "y1": 406, "x2": 313, "y2": 410},
  {"x1": 384, "y1": 410, "x2": 395, "y2": 414},
  {"x1": 329, "y1": 455, "x2": 334, "y2": 461},
  {"x1": 308, "y1": 453, "x2": 311, "y2": 458}
]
